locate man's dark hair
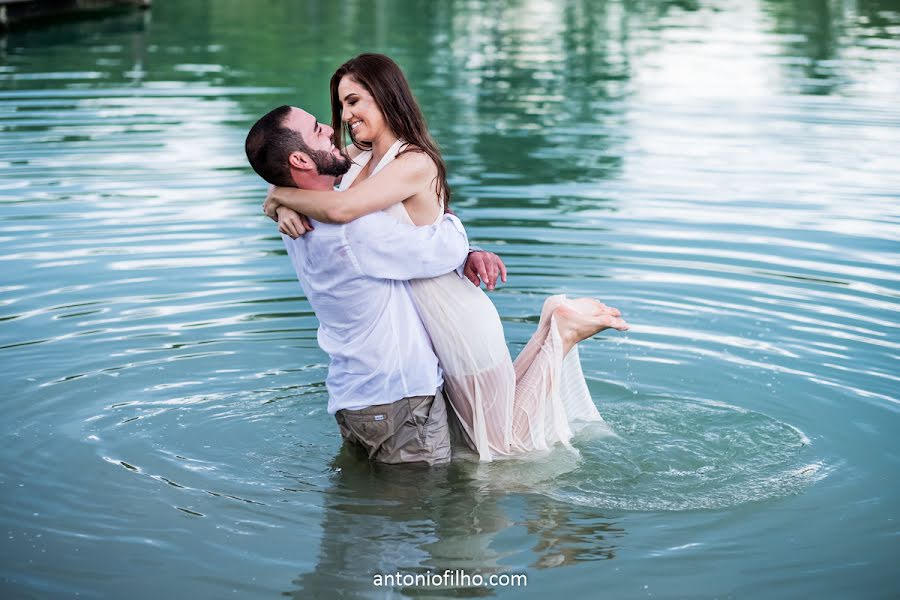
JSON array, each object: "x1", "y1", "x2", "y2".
[{"x1": 245, "y1": 105, "x2": 310, "y2": 187}]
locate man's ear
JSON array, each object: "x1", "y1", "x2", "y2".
[{"x1": 289, "y1": 151, "x2": 314, "y2": 171}]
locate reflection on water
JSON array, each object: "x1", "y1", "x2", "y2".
[
  {"x1": 290, "y1": 450, "x2": 514, "y2": 598},
  {"x1": 290, "y1": 446, "x2": 624, "y2": 598},
  {"x1": 2, "y1": 0, "x2": 899, "y2": 598}
]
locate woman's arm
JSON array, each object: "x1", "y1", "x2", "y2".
[{"x1": 265, "y1": 151, "x2": 437, "y2": 224}]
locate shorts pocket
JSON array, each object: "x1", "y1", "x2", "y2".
[
  {"x1": 342, "y1": 412, "x2": 393, "y2": 458},
  {"x1": 408, "y1": 396, "x2": 434, "y2": 445},
  {"x1": 422, "y1": 391, "x2": 450, "y2": 460}
]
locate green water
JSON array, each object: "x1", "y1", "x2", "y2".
[{"x1": 1, "y1": 1, "x2": 898, "y2": 598}]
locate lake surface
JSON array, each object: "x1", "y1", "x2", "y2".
[{"x1": 1, "y1": 0, "x2": 898, "y2": 598}]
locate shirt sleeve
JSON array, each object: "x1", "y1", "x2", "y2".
[{"x1": 344, "y1": 212, "x2": 470, "y2": 281}]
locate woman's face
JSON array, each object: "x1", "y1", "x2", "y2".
[{"x1": 338, "y1": 75, "x2": 389, "y2": 144}]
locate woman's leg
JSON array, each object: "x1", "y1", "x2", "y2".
[
  {"x1": 443, "y1": 360, "x2": 516, "y2": 461},
  {"x1": 509, "y1": 296, "x2": 627, "y2": 450}
]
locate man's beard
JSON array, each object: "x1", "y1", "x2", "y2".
[{"x1": 310, "y1": 148, "x2": 352, "y2": 177}]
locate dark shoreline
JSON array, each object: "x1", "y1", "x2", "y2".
[{"x1": 0, "y1": 0, "x2": 149, "y2": 31}]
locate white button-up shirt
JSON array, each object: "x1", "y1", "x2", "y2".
[{"x1": 281, "y1": 211, "x2": 469, "y2": 414}]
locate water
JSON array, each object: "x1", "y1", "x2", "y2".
[{"x1": 1, "y1": 0, "x2": 898, "y2": 598}]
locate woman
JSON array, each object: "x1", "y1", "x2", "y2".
[{"x1": 265, "y1": 54, "x2": 628, "y2": 461}]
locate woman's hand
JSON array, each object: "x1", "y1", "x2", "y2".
[
  {"x1": 263, "y1": 186, "x2": 284, "y2": 220},
  {"x1": 276, "y1": 206, "x2": 314, "y2": 239}
]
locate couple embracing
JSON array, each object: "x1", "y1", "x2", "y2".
[{"x1": 245, "y1": 53, "x2": 628, "y2": 465}]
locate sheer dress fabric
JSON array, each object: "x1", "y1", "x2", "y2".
[{"x1": 338, "y1": 140, "x2": 607, "y2": 461}]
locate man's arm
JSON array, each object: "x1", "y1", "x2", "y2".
[
  {"x1": 345, "y1": 212, "x2": 469, "y2": 280},
  {"x1": 276, "y1": 198, "x2": 507, "y2": 288},
  {"x1": 444, "y1": 206, "x2": 507, "y2": 290}
]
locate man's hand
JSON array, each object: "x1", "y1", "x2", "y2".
[
  {"x1": 277, "y1": 206, "x2": 313, "y2": 239},
  {"x1": 464, "y1": 251, "x2": 507, "y2": 291}
]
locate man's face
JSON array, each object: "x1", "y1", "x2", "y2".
[{"x1": 285, "y1": 107, "x2": 351, "y2": 177}]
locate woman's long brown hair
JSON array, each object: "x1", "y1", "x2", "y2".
[{"x1": 329, "y1": 53, "x2": 451, "y2": 206}]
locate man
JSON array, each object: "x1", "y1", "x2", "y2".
[{"x1": 245, "y1": 105, "x2": 504, "y2": 466}]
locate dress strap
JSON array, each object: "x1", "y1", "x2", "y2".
[
  {"x1": 336, "y1": 149, "x2": 373, "y2": 191},
  {"x1": 370, "y1": 139, "x2": 407, "y2": 177}
]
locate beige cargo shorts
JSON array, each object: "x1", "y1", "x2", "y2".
[{"x1": 334, "y1": 388, "x2": 451, "y2": 466}]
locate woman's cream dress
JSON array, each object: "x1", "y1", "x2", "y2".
[{"x1": 338, "y1": 140, "x2": 608, "y2": 461}]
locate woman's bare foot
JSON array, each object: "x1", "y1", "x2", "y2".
[
  {"x1": 567, "y1": 297, "x2": 621, "y2": 318},
  {"x1": 553, "y1": 300, "x2": 628, "y2": 355},
  {"x1": 539, "y1": 295, "x2": 568, "y2": 328}
]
